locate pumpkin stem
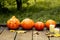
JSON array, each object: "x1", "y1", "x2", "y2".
[{"x1": 12, "y1": 16, "x2": 16, "y2": 18}]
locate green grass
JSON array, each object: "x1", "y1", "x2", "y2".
[{"x1": 0, "y1": 6, "x2": 60, "y2": 24}]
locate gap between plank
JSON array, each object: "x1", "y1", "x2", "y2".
[
  {"x1": 0, "y1": 27, "x2": 5, "y2": 34},
  {"x1": 32, "y1": 29, "x2": 33, "y2": 40},
  {"x1": 14, "y1": 32, "x2": 17, "y2": 40}
]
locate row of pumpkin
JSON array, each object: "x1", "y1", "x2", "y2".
[{"x1": 7, "y1": 16, "x2": 56, "y2": 30}]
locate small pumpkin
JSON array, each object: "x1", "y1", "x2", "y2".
[
  {"x1": 21, "y1": 18, "x2": 34, "y2": 30},
  {"x1": 45, "y1": 20, "x2": 56, "y2": 29},
  {"x1": 7, "y1": 16, "x2": 20, "y2": 29},
  {"x1": 34, "y1": 22, "x2": 45, "y2": 31}
]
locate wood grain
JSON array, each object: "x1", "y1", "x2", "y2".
[
  {"x1": 15, "y1": 30, "x2": 32, "y2": 40},
  {"x1": 0, "y1": 27, "x2": 4, "y2": 34},
  {"x1": 33, "y1": 30, "x2": 49, "y2": 40},
  {"x1": 50, "y1": 37, "x2": 60, "y2": 40},
  {"x1": 0, "y1": 27, "x2": 60, "y2": 40},
  {"x1": 0, "y1": 29, "x2": 16, "y2": 40}
]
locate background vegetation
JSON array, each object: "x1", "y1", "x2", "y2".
[{"x1": 0, "y1": 0, "x2": 60, "y2": 24}]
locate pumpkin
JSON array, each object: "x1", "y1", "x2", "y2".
[
  {"x1": 7, "y1": 16, "x2": 20, "y2": 29},
  {"x1": 34, "y1": 22, "x2": 45, "y2": 31},
  {"x1": 45, "y1": 20, "x2": 56, "y2": 29},
  {"x1": 21, "y1": 18, "x2": 34, "y2": 30}
]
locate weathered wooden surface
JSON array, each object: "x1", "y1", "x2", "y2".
[
  {"x1": 50, "y1": 37, "x2": 60, "y2": 40},
  {"x1": 33, "y1": 30, "x2": 49, "y2": 40},
  {"x1": 0, "y1": 27, "x2": 60, "y2": 40},
  {"x1": 15, "y1": 30, "x2": 32, "y2": 40},
  {"x1": 0, "y1": 27, "x2": 4, "y2": 34},
  {"x1": 0, "y1": 28, "x2": 16, "y2": 40}
]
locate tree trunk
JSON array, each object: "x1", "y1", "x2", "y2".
[
  {"x1": 16, "y1": 0, "x2": 22, "y2": 10},
  {"x1": 34, "y1": 0, "x2": 36, "y2": 4}
]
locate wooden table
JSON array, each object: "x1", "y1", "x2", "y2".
[{"x1": 0, "y1": 27, "x2": 60, "y2": 40}]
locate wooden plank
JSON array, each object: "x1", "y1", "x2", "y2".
[
  {"x1": 0, "y1": 29, "x2": 16, "y2": 40},
  {"x1": 44, "y1": 30, "x2": 60, "y2": 40},
  {"x1": 50, "y1": 37, "x2": 60, "y2": 40},
  {"x1": 15, "y1": 30, "x2": 32, "y2": 40},
  {"x1": 0, "y1": 27, "x2": 4, "y2": 34},
  {"x1": 33, "y1": 30, "x2": 49, "y2": 40}
]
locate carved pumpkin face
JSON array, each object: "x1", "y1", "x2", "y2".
[
  {"x1": 7, "y1": 16, "x2": 20, "y2": 29},
  {"x1": 21, "y1": 18, "x2": 34, "y2": 30}
]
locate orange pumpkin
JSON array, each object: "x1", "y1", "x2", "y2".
[
  {"x1": 21, "y1": 18, "x2": 34, "y2": 29},
  {"x1": 7, "y1": 16, "x2": 20, "y2": 29},
  {"x1": 45, "y1": 20, "x2": 56, "y2": 29},
  {"x1": 34, "y1": 22, "x2": 45, "y2": 30}
]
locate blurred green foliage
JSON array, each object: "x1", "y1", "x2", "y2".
[
  {"x1": 1, "y1": 0, "x2": 17, "y2": 9},
  {"x1": 0, "y1": 0, "x2": 60, "y2": 23},
  {"x1": 0, "y1": 0, "x2": 60, "y2": 10}
]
